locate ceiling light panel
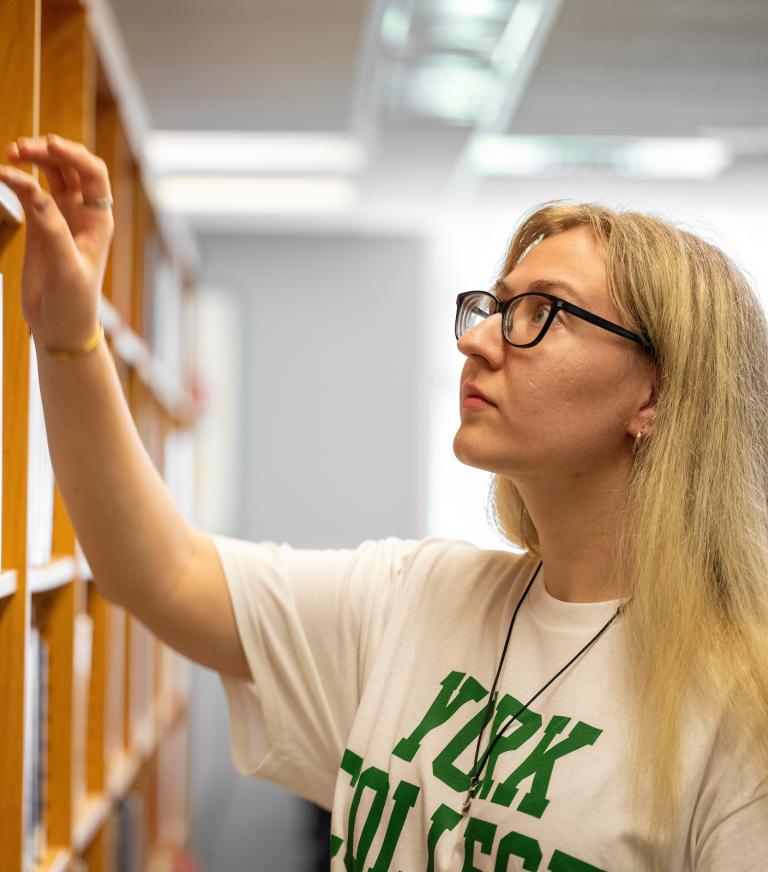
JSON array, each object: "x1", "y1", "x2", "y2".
[
  {"x1": 145, "y1": 131, "x2": 366, "y2": 174},
  {"x1": 371, "y1": 0, "x2": 552, "y2": 126},
  {"x1": 155, "y1": 175, "x2": 359, "y2": 215},
  {"x1": 468, "y1": 134, "x2": 733, "y2": 179}
]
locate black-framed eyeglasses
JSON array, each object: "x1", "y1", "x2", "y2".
[{"x1": 455, "y1": 290, "x2": 655, "y2": 357}]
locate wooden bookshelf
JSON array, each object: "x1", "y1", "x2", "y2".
[{"x1": 0, "y1": 1, "x2": 201, "y2": 869}]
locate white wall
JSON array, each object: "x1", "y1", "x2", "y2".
[{"x1": 190, "y1": 231, "x2": 429, "y2": 871}]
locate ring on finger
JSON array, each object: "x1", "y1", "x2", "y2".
[{"x1": 82, "y1": 194, "x2": 113, "y2": 209}]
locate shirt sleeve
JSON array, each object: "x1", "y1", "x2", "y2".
[
  {"x1": 692, "y1": 724, "x2": 768, "y2": 870},
  {"x1": 209, "y1": 532, "x2": 427, "y2": 810},
  {"x1": 694, "y1": 781, "x2": 768, "y2": 869}
]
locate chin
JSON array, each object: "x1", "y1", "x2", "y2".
[{"x1": 452, "y1": 431, "x2": 500, "y2": 475}]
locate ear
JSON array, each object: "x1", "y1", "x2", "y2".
[{"x1": 628, "y1": 365, "x2": 659, "y2": 439}]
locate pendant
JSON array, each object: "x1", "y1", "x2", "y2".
[{"x1": 461, "y1": 775, "x2": 479, "y2": 815}]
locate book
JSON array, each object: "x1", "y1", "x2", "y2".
[
  {"x1": 116, "y1": 792, "x2": 146, "y2": 872},
  {"x1": 23, "y1": 605, "x2": 49, "y2": 870},
  {"x1": 22, "y1": 618, "x2": 38, "y2": 870},
  {"x1": 26, "y1": 339, "x2": 54, "y2": 568},
  {"x1": 72, "y1": 612, "x2": 94, "y2": 817}
]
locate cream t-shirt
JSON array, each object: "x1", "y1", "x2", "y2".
[{"x1": 211, "y1": 533, "x2": 767, "y2": 871}]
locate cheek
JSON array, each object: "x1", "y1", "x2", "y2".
[
  {"x1": 502, "y1": 360, "x2": 613, "y2": 437},
  {"x1": 504, "y1": 358, "x2": 584, "y2": 410}
]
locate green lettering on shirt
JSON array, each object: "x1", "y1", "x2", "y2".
[
  {"x1": 462, "y1": 817, "x2": 497, "y2": 872},
  {"x1": 344, "y1": 765, "x2": 389, "y2": 872},
  {"x1": 340, "y1": 748, "x2": 364, "y2": 786},
  {"x1": 368, "y1": 778, "x2": 420, "y2": 872},
  {"x1": 495, "y1": 830, "x2": 543, "y2": 871},
  {"x1": 432, "y1": 692, "x2": 541, "y2": 794},
  {"x1": 332, "y1": 671, "x2": 609, "y2": 870},
  {"x1": 393, "y1": 671, "x2": 487, "y2": 763},
  {"x1": 476, "y1": 694, "x2": 542, "y2": 800},
  {"x1": 491, "y1": 716, "x2": 602, "y2": 817},
  {"x1": 426, "y1": 803, "x2": 463, "y2": 872}
]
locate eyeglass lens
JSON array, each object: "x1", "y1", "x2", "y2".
[{"x1": 456, "y1": 293, "x2": 554, "y2": 346}]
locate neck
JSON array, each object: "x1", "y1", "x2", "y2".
[{"x1": 515, "y1": 459, "x2": 631, "y2": 604}]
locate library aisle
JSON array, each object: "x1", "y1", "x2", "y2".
[{"x1": 1, "y1": 1, "x2": 201, "y2": 869}]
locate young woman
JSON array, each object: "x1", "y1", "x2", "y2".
[{"x1": 2, "y1": 135, "x2": 766, "y2": 871}]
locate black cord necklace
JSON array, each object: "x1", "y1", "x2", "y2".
[{"x1": 461, "y1": 560, "x2": 629, "y2": 815}]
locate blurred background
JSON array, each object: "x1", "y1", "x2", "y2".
[{"x1": 104, "y1": 0, "x2": 768, "y2": 868}]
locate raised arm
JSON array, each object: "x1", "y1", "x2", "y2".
[{"x1": 0, "y1": 135, "x2": 251, "y2": 681}]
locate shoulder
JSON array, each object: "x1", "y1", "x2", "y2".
[
  {"x1": 691, "y1": 764, "x2": 768, "y2": 867},
  {"x1": 689, "y1": 699, "x2": 768, "y2": 862},
  {"x1": 394, "y1": 535, "x2": 535, "y2": 594}
]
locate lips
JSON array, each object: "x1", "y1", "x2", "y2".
[{"x1": 463, "y1": 382, "x2": 497, "y2": 406}]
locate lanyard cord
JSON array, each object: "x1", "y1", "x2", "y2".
[{"x1": 462, "y1": 560, "x2": 629, "y2": 815}]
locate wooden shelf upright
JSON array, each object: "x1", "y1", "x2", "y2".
[
  {"x1": 0, "y1": 1, "x2": 201, "y2": 870},
  {"x1": 0, "y1": 0, "x2": 39, "y2": 866}
]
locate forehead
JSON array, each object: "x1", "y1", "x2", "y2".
[{"x1": 500, "y1": 227, "x2": 608, "y2": 310}]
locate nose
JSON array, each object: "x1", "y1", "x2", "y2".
[{"x1": 457, "y1": 311, "x2": 506, "y2": 366}]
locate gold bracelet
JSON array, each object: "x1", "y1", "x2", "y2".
[{"x1": 42, "y1": 321, "x2": 105, "y2": 359}]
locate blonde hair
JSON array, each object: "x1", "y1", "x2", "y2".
[{"x1": 485, "y1": 201, "x2": 768, "y2": 864}]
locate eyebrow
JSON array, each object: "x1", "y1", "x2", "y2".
[{"x1": 493, "y1": 278, "x2": 591, "y2": 310}]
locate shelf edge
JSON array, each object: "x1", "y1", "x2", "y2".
[
  {"x1": 28, "y1": 557, "x2": 76, "y2": 594},
  {"x1": 0, "y1": 568, "x2": 17, "y2": 599}
]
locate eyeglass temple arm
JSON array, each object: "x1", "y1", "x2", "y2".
[{"x1": 558, "y1": 300, "x2": 655, "y2": 355}]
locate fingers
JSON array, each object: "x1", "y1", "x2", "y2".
[
  {"x1": 0, "y1": 163, "x2": 57, "y2": 215},
  {"x1": 45, "y1": 134, "x2": 112, "y2": 200},
  {"x1": 40, "y1": 162, "x2": 68, "y2": 196},
  {"x1": 7, "y1": 134, "x2": 111, "y2": 201},
  {"x1": 0, "y1": 163, "x2": 75, "y2": 259},
  {"x1": 8, "y1": 139, "x2": 78, "y2": 193}
]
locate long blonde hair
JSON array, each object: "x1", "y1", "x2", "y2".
[{"x1": 485, "y1": 201, "x2": 768, "y2": 862}]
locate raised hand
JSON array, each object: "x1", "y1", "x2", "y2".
[{"x1": 0, "y1": 134, "x2": 115, "y2": 349}]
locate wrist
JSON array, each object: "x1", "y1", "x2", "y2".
[{"x1": 33, "y1": 321, "x2": 105, "y2": 359}]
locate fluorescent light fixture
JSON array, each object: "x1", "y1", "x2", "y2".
[
  {"x1": 381, "y1": 6, "x2": 410, "y2": 47},
  {"x1": 421, "y1": 17, "x2": 507, "y2": 47},
  {"x1": 373, "y1": 0, "x2": 557, "y2": 125},
  {"x1": 156, "y1": 175, "x2": 358, "y2": 215},
  {"x1": 614, "y1": 138, "x2": 732, "y2": 179},
  {"x1": 698, "y1": 125, "x2": 768, "y2": 156},
  {"x1": 429, "y1": 0, "x2": 509, "y2": 17},
  {"x1": 145, "y1": 131, "x2": 366, "y2": 174},
  {"x1": 468, "y1": 134, "x2": 552, "y2": 174},
  {"x1": 468, "y1": 134, "x2": 733, "y2": 179},
  {"x1": 492, "y1": 0, "x2": 547, "y2": 72},
  {"x1": 418, "y1": 0, "x2": 511, "y2": 46},
  {"x1": 477, "y1": 0, "x2": 555, "y2": 126},
  {"x1": 405, "y1": 56, "x2": 494, "y2": 122}
]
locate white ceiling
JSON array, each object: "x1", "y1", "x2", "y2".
[
  {"x1": 509, "y1": 0, "x2": 768, "y2": 137},
  {"x1": 108, "y1": 0, "x2": 366, "y2": 131},
  {"x1": 108, "y1": 0, "x2": 768, "y2": 232}
]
